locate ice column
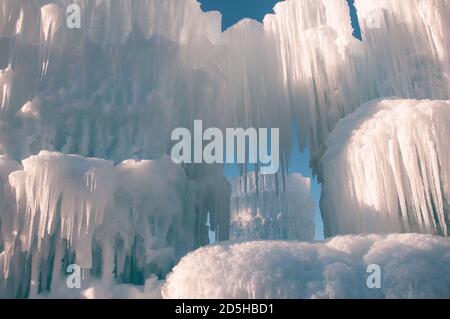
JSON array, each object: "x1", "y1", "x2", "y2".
[
  {"x1": 321, "y1": 99, "x2": 450, "y2": 236},
  {"x1": 230, "y1": 173, "x2": 315, "y2": 241}
]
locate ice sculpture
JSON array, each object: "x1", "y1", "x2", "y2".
[
  {"x1": 0, "y1": 152, "x2": 223, "y2": 298},
  {"x1": 1, "y1": 151, "x2": 115, "y2": 297},
  {"x1": 0, "y1": 0, "x2": 448, "y2": 171},
  {"x1": 0, "y1": 0, "x2": 449, "y2": 298},
  {"x1": 321, "y1": 99, "x2": 450, "y2": 236},
  {"x1": 0, "y1": 0, "x2": 231, "y2": 252},
  {"x1": 230, "y1": 173, "x2": 315, "y2": 241},
  {"x1": 8, "y1": 151, "x2": 114, "y2": 258}
]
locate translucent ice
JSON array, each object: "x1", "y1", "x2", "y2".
[
  {"x1": 321, "y1": 99, "x2": 450, "y2": 236},
  {"x1": 1, "y1": 152, "x2": 225, "y2": 298},
  {"x1": 230, "y1": 172, "x2": 315, "y2": 241}
]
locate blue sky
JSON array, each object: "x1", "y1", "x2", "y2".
[
  {"x1": 200, "y1": 0, "x2": 280, "y2": 30},
  {"x1": 200, "y1": 0, "x2": 362, "y2": 240},
  {"x1": 200, "y1": 0, "x2": 361, "y2": 39}
]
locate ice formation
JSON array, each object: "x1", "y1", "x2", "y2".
[
  {"x1": 9, "y1": 151, "x2": 114, "y2": 257},
  {"x1": 0, "y1": 0, "x2": 449, "y2": 298},
  {"x1": 0, "y1": 0, "x2": 448, "y2": 168},
  {"x1": 163, "y1": 233, "x2": 450, "y2": 299},
  {"x1": 0, "y1": 152, "x2": 219, "y2": 298},
  {"x1": 321, "y1": 99, "x2": 450, "y2": 236},
  {"x1": 110, "y1": 157, "x2": 198, "y2": 283},
  {"x1": 265, "y1": 0, "x2": 449, "y2": 162},
  {"x1": 0, "y1": 155, "x2": 22, "y2": 273},
  {"x1": 230, "y1": 173, "x2": 315, "y2": 240}
]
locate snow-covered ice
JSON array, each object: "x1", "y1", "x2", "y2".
[
  {"x1": 163, "y1": 233, "x2": 450, "y2": 299},
  {"x1": 321, "y1": 99, "x2": 450, "y2": 237}
]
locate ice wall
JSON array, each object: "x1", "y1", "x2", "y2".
[
  {"x1": 0, "y1": 0, "x2": 449, "y2": 169},
  {"x1": 356, "y1": 0, "x2": 450, "y2": 96},
  {"x1": 230, "y1": 173, "x2": 315, "y2": 241},
  {"x1": 264, "y1": 0, "x2": 450, "y2": 164},
  {"x1": 321, "y1": 99, "x2": 450, "y2": 236},
  {"x1": 0, "y1": 0, "x2": 234, "y2": 297},
  {"x1": 0, "y1": 0, "x2": 222, "y2": 162}
]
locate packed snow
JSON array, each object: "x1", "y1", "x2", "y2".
[
  {"x1": 163, "y1": 233, "x2": 450, "y2": 299},
  {"x1": 230, "y1": 172, "x2": 315, "y2": 240},
  {"x1": 321, "y1": 99, "x2": 450, "y2": 237}
]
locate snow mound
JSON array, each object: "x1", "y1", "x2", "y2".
[
  {"x1": 162, "y1": 233, "x2": 450, "y2": 299},
  {"x1": 230, "y1": 173, "x2": 315, "y2": 240},
  {"x1": 321, "y1": 99, "x2": 450, "y2": 237}
]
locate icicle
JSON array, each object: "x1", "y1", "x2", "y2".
[
  {"x1": 321, "y1": 99, "x2": 450, "y2": 236},
  {"x1": 230, "y1": 172, "x2": 315, "y2": 240},
  {"x1": 8, "y1": 151, "x2": 115, "y2": 265},
  {"x1": 109, "y1": 156, "x2": 198, "y2": 282}
]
